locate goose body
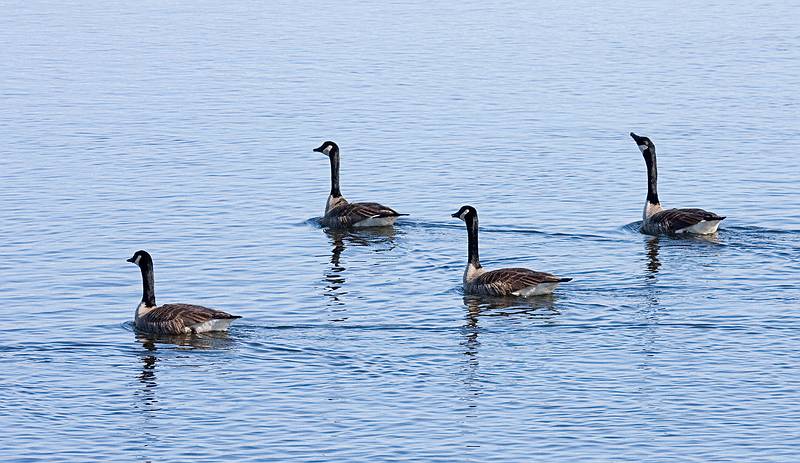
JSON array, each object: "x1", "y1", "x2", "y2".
[
  {"x1": 321, "y1": 201, "x2": 404, "y2": 228},
  {"x1": 453, "y1": 206, "x2": 571, "y2": 297},
  {"x1": 314, "y1": 141, "x2": 407, "y2": 228},
  {"x1": 630, "y1": 133, "x2": 725, "y2": 235},
  {"x1": 641, "y1": 207, "x2": 725, "y2": 235},
  {"x1": 128, "y1": 250, "x2": 240, "y2": 335}
]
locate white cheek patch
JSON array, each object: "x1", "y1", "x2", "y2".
[
  {"x1": 323, "y1": 145, "x2": 332, "y2": 155},
  {"x1": 133, "y1": 255, "x2": 141, "y2": 265},
  {"x1": 639, "y1": 144, "x2": 648, "y2": 152},
  {"x1": 459, "y1": 210, "x2": 468, "y2": 220}
]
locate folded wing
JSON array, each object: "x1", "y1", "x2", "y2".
[
  {"x1": 138, "y1": 304, "x2": 240, "y2": 335},
  {"x1": 650, "y1": 208, "x2": 725, "y2": 233},
  {"x1": 473, "y1": 268, "x2": 571, "y2": 297},
  {"x1": 323, "y1": 202, "x2": 406, "y2": 228}
]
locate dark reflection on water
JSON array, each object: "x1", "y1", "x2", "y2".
[
  {"x1": 132, "y1": 332, "x2": 236, "y2": 413},
  {"x1": 459, "y1": 295, "x2": 562, "y2": 415},
  {"x1": 462, "y1": 295, "x2": 561, "y2": 321},
  {"x1": 3, "y1": 0, "x2": 800, "y2": 461},
  {"x1": 460, "y1": 294, "x2": 561, "y2": 358},
  {"x1": 131, "y1": 332, "x2": 239, "y2": 461},
  {"x1": 645, "y1": 237, "x2": 661, "y2": 278},
  {"x1": 642, "y1": 232, "x2": 724, "y2": 281},
  {"x1": 322, "y1": 227, "x2": 399, "y2": 319},
  {"x1": 641, "y1": 238, "x2": 663, "y2": 319},
  {"x1": 322, "y1": 230, "x2": 348, "y2": 310},
  {"x1": 638, "y1": 238, "x2": 664, "y2": 379},
  {"x1": 136, "y1": 340, "x2": 159, "y2": 409},
  {"x1": 134, "y1": 331, "x2": 238, "y2": 351},
  {"x1": 134, "y1": 339, "x2": 159, "y2": 463}
]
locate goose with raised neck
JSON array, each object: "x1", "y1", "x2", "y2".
[
  {"x1": 630, "y1": 132, "x2": 725, "y2": 235},
  {"x1": 452, "y1": 205, "x2": 571, "y2": 297},
  {"x1": 127, "y1": 250, "x2": 241, "y2": 335},
  {"x1": 313, "y1": 141, "x2": 408, "y2": 228}
]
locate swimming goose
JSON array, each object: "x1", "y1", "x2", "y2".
[
  {"x1": 127, "y1": 250, "x2": 240, "y2": 335},
  {"x1": 452, "y1": 206, "x2": 571, "y2": 297},
  {"x1": 630, "y1": 132, "x2": 725, "y2": 235},
  {"x1": 313, "y1": 141, "x2": 408, "y2": 228}
]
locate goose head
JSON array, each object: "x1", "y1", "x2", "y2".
[
  {"x1": 630, "y1": 132, "x2": 655, "y2": 156},
  {"x1": 313, "y1": 141, "x2": 339, "y2": 157},
  {"x1": 451, "y1": 205, "x2": 478, "y2": 222},
  {"x1": 127, "y1": 250, "x2": 153, "y2": 268}
]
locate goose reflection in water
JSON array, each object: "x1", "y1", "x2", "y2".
[
  {"x1": 644, "y1": 232, "x2": 722, "y2": 280},
  {"x1": 133, "y1": 332, "x2": 233, "y2": 463},
  {"x1": 133, "y1": 332, "x2": 237, "y2": 388},
  {"x1": 322, "y1": 227, "x2": 399, "y2": 315},
  {"x1": 641, "y1": 237, "x2": 664, "y2": 325},
  {"x1": 135, "y1": 331, "x2": 237, "y2": 350},
  {"x1": 461, "y1": 295, "x2": 560, "y2": 362},
  {"x1": 637, "y1": 232, "x2": 722, "y2": 378},
  {"x1": 460, "y1": 295, "x2": 561, "y2": 405},
  {"x1": 133, "y1": 337, "x2": 160, "y2": 462},
  {"x1": 137, "y1": 338, "x2": 158, "y2": 408},
  {"x1": 646, "y1": 237, "x2": 662, "y2": 278},
  {"x1": 463, "y1": 295, "x2": 560, "y2": 323},
  {"x1": 133, "y1": 332, "x2": 236, "y2": 402}
]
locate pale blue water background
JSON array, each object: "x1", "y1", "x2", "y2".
[{"x1": 2, "y1": 1, "x2": 800, "y2": 461}]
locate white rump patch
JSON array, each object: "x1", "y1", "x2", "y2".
[
  {"x1": 676, "y1": 220, "x2": 722, "y2": 235},
  {"x1": 512, "y1": 282, "x2": 560, "y2": 297},
  {"x1": 190, "y1": 318, "x2": 235, "y2": 333}
]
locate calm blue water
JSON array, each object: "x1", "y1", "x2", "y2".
[{"x1": 2, "y1": 1, "x2": 799, "y2": 461}]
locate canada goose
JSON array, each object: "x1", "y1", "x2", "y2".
[
  {"x1": 313, "y1": 141, "x2": 408, "y2": 228},
  {"x1": 127, "y1": 250, "x2": 240, "y2": 335},
  {"x1": 452, "y1": 206, "x2": 571, "y2": 297},
  {"x1": 630, "y1": 132, "x2": 726, "y2": 235}
]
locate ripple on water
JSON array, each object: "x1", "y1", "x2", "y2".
[{"x1": 3, "y1": 0, "x2": 800, "y2": 461}]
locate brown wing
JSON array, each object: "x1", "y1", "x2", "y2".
[
  {"x1": 323, "y1": 202, "x2": 405, "y2": 227},
  {"x1": 473, "y1": 268, "x2": 571, "y2": 296},
  {"x1": 138, "y1": 304, "x2": 239, "y2": 335},
  {"x1": 650, "y1": 208, "x2": 725, "y2": 233}
]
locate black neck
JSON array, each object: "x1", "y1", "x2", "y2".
[
  {"x1": 139, "y1": 261, "x2": 156, "y2": 306},
  {"x1": 465, "y1": 215, "x2": 481, "y2": 268},
  {"x1": 329, "y1": 150, "x2": 341, "y2": 198},
  {"x1": 644, "y1": 148, "x2": 660, "y2": 205}
]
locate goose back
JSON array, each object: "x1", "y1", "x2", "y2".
[
  {"x1": 642, "y1": 208, "x2": 726, "y2": 235},
  {"x1": 322, "y1": 202, "x2": 405, "y2": 228},
  {"x1": 466, "y1": 267, "x2": 572, "y2": 297},
  {"x1": 136, "y1": 303, "x2": 241, "y2": 335}
]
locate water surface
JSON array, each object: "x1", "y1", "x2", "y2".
[{"x1": 2, "y1": 0, "x2": 799, "y2": 461}]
